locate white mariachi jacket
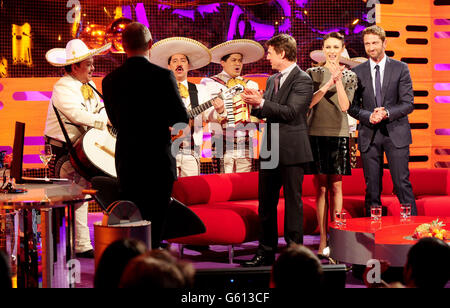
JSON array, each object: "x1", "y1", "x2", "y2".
[
  {"x1": 201, "y1": 71, "x2": 259, "y2": 139},
  {"x1": 44, "y1": 74, "x2": 109, "y2": 143}
]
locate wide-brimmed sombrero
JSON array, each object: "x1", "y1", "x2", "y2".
[
  {"x1": 149, "y1": 37, "x2": 211, "y2": 70},
  {"x1": 310, "y1": 48, "x2": 367, "y2": 68},
  {"x1": 211, "y1": 39, "x2": 264, "y2": 64},
  {"x1": 46, "y1": 39, "x2": 111, "y2": 67}
]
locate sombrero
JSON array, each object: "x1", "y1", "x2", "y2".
[
  {"x1": 310, "y1": 48, "x2": 367, "y2": 68},
  {"x1": 211, "y1": 39, "x2": 264, "y2": 64},
  {"x1": 46, "y1": 39, "x2": 111, "y2": 67},
  {"x1": 149, "y1": 37, "x2": 211, "y2": 70}
]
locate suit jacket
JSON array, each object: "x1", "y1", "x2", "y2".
[
  {"x1": 348, "y1": 57, "x2": 414, "y2": 153},
  {"x1": 252, "y1": 65, "x2": 314, "y2": 166},
  {"x1": 102, "y1": 57, "x2": 188, "y2": 188}
]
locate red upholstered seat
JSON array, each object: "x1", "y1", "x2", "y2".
[{"x1": 169, "y1": 168, "x2": 450, "y2": 249}]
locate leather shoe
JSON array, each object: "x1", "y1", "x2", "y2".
[
  {"x1": 75, "y1": 249, "x2": 94, "y2": 259},
  {"x1": 241, "y1": 254, "x2": 275, "y2": 267}
]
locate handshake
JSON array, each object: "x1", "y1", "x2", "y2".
[{"x1": 370, "y1": 107, "x2": 388, "y2": 124}]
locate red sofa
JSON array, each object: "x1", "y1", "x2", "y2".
[{"x1": 170, "y1": 168, "x2": 450, "y2": 262}]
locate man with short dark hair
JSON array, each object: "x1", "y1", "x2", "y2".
[
  {"x1": 348, "y1": 25, "x2": 417, "y2": 217},
  {"x1": 404, "y1": 237, "x2": 450, "y2": 288},
  {"x1": 241, "y1": 34, "x2": 313, "y2": 267},
  {"x1": 102, "y1": 22, "x2": 188, "y2": 249},
  {"x1": 149, "y1": 37, "x2": 225, "y2": 177},
  {"x1": 201, "y1": 39, "x2": 264, "y2": 173},
  {"x1": 271, "y1": 244, "x2": 323, "y2": 288}
]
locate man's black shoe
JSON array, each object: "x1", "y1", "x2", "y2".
[
  {"x1": 75, "y1": 249, "x2": 94, "y2": 259},
  {"x1": 241, "y1": 254, "x2": 275, "y2": 267}
]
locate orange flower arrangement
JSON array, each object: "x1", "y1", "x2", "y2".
[{"x1": 412, "y1": 219, "x2": 448, "y2": 241}]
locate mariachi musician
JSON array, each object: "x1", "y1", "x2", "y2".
[
  {"x1": 201, "y1": 39, "x2": 264, "y2": 173},
  {"x1": 44, "y1": 39, "x2": 111, "y2": 259},
  {"x1": 149, "y1": 37, "x2": 226, "y2": 177}
]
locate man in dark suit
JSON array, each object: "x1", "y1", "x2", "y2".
[
  {"x1": 241, "y1": 34, "x2": 314, "y2": 267},
  {"x1": 348, "y1": 25, "x2": 417, "y2": 217},
  {"x1": 102, "y1": 22, "x2": 188, "y2": 249}
]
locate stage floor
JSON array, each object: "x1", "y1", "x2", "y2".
[{"x1": 76, "y1": 213, "x2": 449, "y2": 288}]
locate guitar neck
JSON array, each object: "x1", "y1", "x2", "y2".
[{"x1": 187, "y1": 99, "x2": 214, "y2": 119}]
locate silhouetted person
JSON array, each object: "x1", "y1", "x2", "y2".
[
  {"x1": 0, "y1": 250, "x2": 12, "y2": 289},
  {"x1": 119, "y1": 249, "x2": 195, "y2": 288},
  {"x1": 94, "y1": 239, "x2": 147, "y2": 288},
  {"x1": 404, "y1": 237, "x2": 450, "y2": 288},
  {"x1": 271, "y1": 244, "x2": 323, "y2": 288}
]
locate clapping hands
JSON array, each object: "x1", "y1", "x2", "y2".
[{"x1": 329, "y1": 63, "x2": 345, "y2": 84}]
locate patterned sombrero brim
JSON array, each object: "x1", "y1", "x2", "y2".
[
  {"x1": 211, "y1": 39, "x2": 265, "y2": 64},
  {"x1": 46, "y1": 43, "x2": 111, "y2": 67},
  {"x1": 149, "y1": 37, "x2": 211, "y2": 70},
  {"x1": 310, "y1": 50, "x2": 367, "y2": 68}
]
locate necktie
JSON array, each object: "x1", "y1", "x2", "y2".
[
  {"x1": 274, "y1": 73, "x2": 283, "y2": 95},
  {"x1": 226, "y1": 77, "x2": 247, "y2": 89},
  {"x1": 81, "y1": 83, "x2": 94, "y2": 100},
  {"x1": 375, "y1": 65, "x2": 382, "y2": 107},
  {"x1": 178, "y1": 82, "x2": 189, "y2": 99}
]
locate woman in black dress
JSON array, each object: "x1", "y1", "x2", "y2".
[{"x1": 306, "y1": 32, "x2": 358, "y2": 257}]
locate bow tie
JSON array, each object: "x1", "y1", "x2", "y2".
[
  {"x1": 226, "y1": 77, "x2": 247, "y2": 89},
  {"x1": 178, "y1": 82, "x2": 189, "y2": 99},
  {"x1": 81, "y1": 83, "x2": 94, "y2": 100}
]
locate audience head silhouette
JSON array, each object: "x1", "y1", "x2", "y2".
[
  {"x1": 119, "y1": 249, "x2": 195, "y2": 288},
  {"x1": 0, "y1": 250, "x2": 12, "y2": 289},
  {"x1": 94, "y1": 238, "x2": 147, "y2": 288},
  {"x1": 271, "y1": 244, "x2": 323, "y2": 288},
  {"x1": 404, "y1": 237, "x2": 450, "y2": 288}
]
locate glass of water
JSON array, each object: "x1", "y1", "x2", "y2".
[
  {"x1": 370, "y1": 205, "x2": 382, "y2": 221},
  {"x1": 39, "y1": 144, "x2": 53, "y2": 181},
  {"x1": 335, "y1": 210, "x2": 347, "y2": 227},
  {"x1": 400, "y1": 204, "x2": 411, "y2": 220}
]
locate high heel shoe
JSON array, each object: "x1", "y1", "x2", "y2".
[{"x1": 317, "y1": 247, "x2": 337, "y2": 264}]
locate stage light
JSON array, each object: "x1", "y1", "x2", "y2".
[
  {"x1": 12, "y1": 23, "x2": 33, "y2": 67},
  {"x1": 106, "y1": 17, "x2": 132, "y2": 54},
  {"x1": 352, "y1": 18, "x2": 360, "y2": 25},
  {"x1": 80, "y1": 24, "x2": 107, "y2": 50},
  {"x1": 0, "y1": 57, "x2": 7, "y2": 78}
]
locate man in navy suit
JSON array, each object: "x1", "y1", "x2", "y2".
[
  {"x1": 348, "y1": 25, "x2": 417, "y2": 217},
  {"x1": 241, "y1": 34, "x2": 314, "y2": 267}
]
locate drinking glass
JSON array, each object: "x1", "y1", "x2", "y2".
[
  {"x1": 400, "y1": 204, "x2": 411, "y2": 220},
  {"x1": 370, "y1": 205, "x2": 382, "y2": 221},
  {"x1": 335, "y1": 210, "x2": 347, "y2": 227},
  {"x1": 334, "y1": 210, "x2": 342, "y2": 226},
  {"x1": 39, "y1": 144, "x2": 53, "y2": 181}
]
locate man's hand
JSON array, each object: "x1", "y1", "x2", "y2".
[
  {"x1": 212, "y1": 97, "x2": 225, "y2": 114},
  {"x1": 370, "y1": 107, "x2": 388, "y2": 124},
  {"x1": 241, "y1": 88, "x2": 263, "y2": 107}
]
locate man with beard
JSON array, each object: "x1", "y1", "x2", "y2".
[{"x1": 149, "y1": 37, "x2": 226, "y2": 177}]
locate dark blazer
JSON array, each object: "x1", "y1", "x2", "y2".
[
  {"x1": 348, "y1": 57, "x2": 414, "y2": 152},
  {"x1": 102, "y1": 57, "x2": 188, "y2": 188},
  {"x1": 252, "y1": 65, "x2": 314, "y2": 165}
]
